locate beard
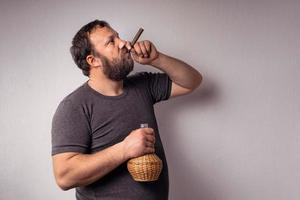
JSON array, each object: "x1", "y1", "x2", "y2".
[{"x1": 99, "y1": 49, "x2": 134, "y2": 81}]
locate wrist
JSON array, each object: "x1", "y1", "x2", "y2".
[
  {"x1": 150, "y1": 51, "x2": 163, "y2": 67},
  {"x1": 117, "y1": 141, "x2": 129, "y2": 162}
]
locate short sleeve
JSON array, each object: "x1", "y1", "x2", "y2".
[
  {"x1": 139, "y1": 72, "x2": 172, "y2": 104},
  {"x1": 51, "y1": 99, "x2": 91, "y2": 156}
]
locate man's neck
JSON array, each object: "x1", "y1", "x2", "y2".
[{"x1": 88, "y1": 75, "x2": 124, "y2": 96}]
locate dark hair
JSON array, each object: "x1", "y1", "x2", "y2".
[{"x1": 70, "y1": 20, "x2": 110, "y2": 76}]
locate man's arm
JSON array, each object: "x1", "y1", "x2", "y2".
[
  {"x1": 52, "y1": 128, "x2": 156, "y2": 191},
  {"x1": 52, "y1": 142, "x2": 126, "y2": 191},
  {"x1": 150, "y1": 52, "x2": 203, "y2": 98},
  {"x1": 130, "y1": 41, "x2": 203, "y2": 98}
]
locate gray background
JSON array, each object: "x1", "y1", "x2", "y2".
[{"x1": 0, "y1": 0, "x2": 299, "y2": 199}]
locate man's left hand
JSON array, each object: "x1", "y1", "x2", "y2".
[{"x1": 130, "y1": 40, "x2": 159, "y2": 65}]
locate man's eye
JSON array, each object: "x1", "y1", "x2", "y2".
[{"x1": 109, "y1": 40, "x2": 114, "y2": 44}]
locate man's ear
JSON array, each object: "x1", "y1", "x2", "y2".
[{"x1": 86, "y1": 55, "x2": 102, "y2": 68}]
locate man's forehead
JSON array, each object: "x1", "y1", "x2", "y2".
[{"x1": 89, "y1": 26, "x2": 117, "y2": 44}]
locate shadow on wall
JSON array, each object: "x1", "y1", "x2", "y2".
[{"x1": 156, "y1": 76, "x2": 221, "y2": 200}]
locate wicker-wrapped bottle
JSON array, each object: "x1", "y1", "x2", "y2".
[{"x1": 127, "y1": 123, "x2": 163, "y2": 182}]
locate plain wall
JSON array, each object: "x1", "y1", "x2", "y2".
[{"x1": 1, "y1": 0, "x2": 299, "y2": 199}]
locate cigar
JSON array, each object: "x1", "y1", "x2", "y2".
[{"x1": 131, "y1": 28, "x2": 144, "y2": 46}]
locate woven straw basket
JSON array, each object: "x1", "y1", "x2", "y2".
[{"x1": 127, "y1": 153, "x2": 163, "y2": 182}]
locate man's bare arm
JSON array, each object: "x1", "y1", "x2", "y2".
[
  {"x1": 52, "y1": 128, "x2": 156, "y2": 191},
  {"x1": 130, "y1": 41, "x2": 203, "y2": 98},
  {"x1": 151, "y1": 52, "x2": 202, "y2": 90},
  {"x1": 52, "y1": 142, "x2": 126, "y2": 191}
]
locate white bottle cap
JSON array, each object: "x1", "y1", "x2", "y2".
[{"x1": 140, "y1": 123, "x2": 148, "y2": 128}]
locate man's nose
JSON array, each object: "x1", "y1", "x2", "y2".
[{"x1": 118, "y1": 39, "x2": 132, "y2": 51}]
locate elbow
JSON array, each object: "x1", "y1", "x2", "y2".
[
  {"x1": 192, "y1": 72, "x2": 203, "y2": 90},
  {"x1": 196, "y1": 73, "x2": 203, "y2": 87},
  {"x1": 52, "y1": 152, "x2": 83, "y2": 191},
  {"x1": 56, "y1": 176, "x2": 75, "y2": 191},
  {"x1": 197, "y1": 72, "x2": 203, "y2": 87},
  {"x1": 54, "y1": 169, "x2": 76, "y2": 191}
]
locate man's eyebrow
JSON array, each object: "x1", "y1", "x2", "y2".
[{"x1": 104, "y1": 32, "x2": 119, "y2": 45}]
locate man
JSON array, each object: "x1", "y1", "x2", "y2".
[{"x1": 51, "y1": 20, "x2": 202, "y2": 200}]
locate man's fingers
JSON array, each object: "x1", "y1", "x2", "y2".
[
  {"x1": 144, "y1": 41, "x2": 151, "y2": 54},
  {"x1": 145, "y1": 141, "x2": 155, "y2": 148},
  {"x1": 132, "y1": 41, "x2": 149, "y2": 58},
  {"x1": 129, "y1": 41, "x2": 154, "y2": 63},
  {"x1": 143, "y1": 128, "x2": 154, "y2": 135},
  {"x1": 133, "y1": 43, "x2": 143, "y2": 57},
  {"x1": 139, "y1": 41, "x2": 149, "y2": 57},
  {"x1": 145, "y1": 147, "x2": 155, "y2": 154},
  {"x1": 146, "y1": 135, "x2": 155, "y2": 143}
]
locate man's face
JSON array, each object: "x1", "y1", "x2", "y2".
[{"x1": 88, "y1": 26, "x2": 134, "y2": 81}]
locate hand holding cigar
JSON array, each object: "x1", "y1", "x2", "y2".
[{"x1": 130, "y1": 28, "x2": 159, "y2": 65}]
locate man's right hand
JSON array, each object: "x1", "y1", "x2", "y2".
[{"x1": 122, "y1": 128, "x2": 156, "y2": 160}]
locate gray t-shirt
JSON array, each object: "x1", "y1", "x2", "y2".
[{"x1": 51, "y1": 71, "x2": 172, "y2": 200}]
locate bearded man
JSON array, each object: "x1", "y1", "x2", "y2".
[{"x1": 51, "y1": 19, "x2": 202, "y2": 200}]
